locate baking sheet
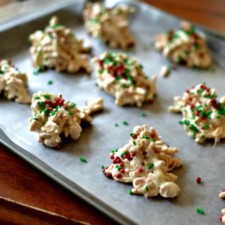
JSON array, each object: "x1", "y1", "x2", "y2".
[{"x1": 1, "y1": 1, "x2": 225, "y2": 224}]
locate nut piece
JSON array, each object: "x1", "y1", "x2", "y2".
[
  {"x1": 29, "y1": 16, "x2": 91, "y2": 73},
  {"x1": 0, "y1": 60, "x2": 31, "y2": 103},
  {"x1": 84, "y1": 3, "x2": 135, "y2": 49},
  {"x1": 160, "y1": 65, "x2": 170, "y2": 77},
  {"x1": 93, "y1": 52, "x2": 156, "y2": 107},
  {"x1": 30, "y1": 92, "x2": 103, "y2": 148},
  {"x1": 155, "y1": 21, "x2": 211, "y2": 69},
  {"x1": 103, "y1": 125, "x2": 182, "y2": 198},
  {"x1": 169, "y1": 83, "x2": 225, "y2": 143}
]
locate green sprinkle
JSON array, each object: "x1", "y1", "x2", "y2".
[
  {"x1": 189, "y1": 124, "x2": 200, "y2": 133},
  {"x1": 44, "y1": 109, "x2": 50, "y2": 116},
  {"x1": 184, "y1": 50, "x2": 190, "y2": 55},
  {"x1": 148, "y1": 163, "x2": 154, "y2": 170},
  {"x1": 33, "y1": 117, "x2": 38, "y2": 121},
  {"x1": 66, "y1": 110, "x2": 73, "y2": 116},
  {"x1": 120, "y1": 151, "x2": 128, "y2": 157},
  {"x1": 37, "y1": 101, "x2": 46, "y2": 110},
  {"x1": 70, "y1": 103, "x2": 76, "y2": 108},
  {"x1": 193, "y1": 43, "x2": 200, "y2": 49},
  {"x1": 48, "y1": 80, "x2": 53, "y2": 85},
  {"x1": 183, "y1": 120, "x2": 190, "y2": 126},
  {"x1": 141, "y1": 112, "x2": 146, "y2": 117},
  {"x1": 98, "y1": 69, "x2": 104, "y2": 74},
  {"x1": 122, "y1": 83, "x2": 127, "y2": 88},
  {"x1": 115, "y1": 123, "x2": 119, "y2": 127},
  {"x1": 128, "y1": 189, "x2": 133, "y2": 195},
  {"x1": 133, "y1": 141, "x2": 136, "y2": 146},
  {"x1": 179, "y1": 121, "x2": 183, "y2": 125},
  {"x1": 139, "y1": 64, "x2": 143, "y2": 69},
  {"x1": 33, "y1": 64, "x2": 43, "y2": 75},
  {"x1": 204, "y1": 124, "x2": 209, "y2": 130},
  {"x1": 123, "y1": 121, "x2": 129, "y2": 126},
  {"x1": 218, "y1": 106, "x2": 225, "y2": 115},
  {"x1": 101, "y1": 165, "x2": 105, "y2": 169},
  {"x1": 196, "y1": 208, "x2": 205, "y2": 215},
  {"x1": 80, "y1": 157, "x2": 87, "y2": 163},
  {"x1": 34, "y1": 96, "x2": 40, "y2": 100},
  {"x1": 115, "y1": 165, "x2": 121, "y2": 170},
  {"x1": 111, "y1": 148, "x2": 118, "y2": 153},
  {"x1": 0, "y1": 70, "x2": 4, "y2": 75},
  {"x1": 88, "y1": 18, "x2": 100, "y2": 23},
  {"x1": 144, "y1": 186, "x2": 149, "y2": 192},
  {"x1": 43, "y1": 94, "x2": 51, "y2": 99},
  {"x1": 142, "y1": 136, "x2": 154, "y2": 142}
]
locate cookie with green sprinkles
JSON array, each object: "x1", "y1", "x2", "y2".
[
  {"x1": 103, "y1": 125, "x2": 182, "y2": 198},
  {"x1": 93, "y1": 52, "x2": 157, "y2": 107},
  {"x1": 155, "y1": 21, "x2": 211, "y2": 69},
  {"x1": 0, "y1": 59, "x2": 31, "y2": 104},
  {"x1": 169, "y1": 83, "x2": 225, "y2": 144},
  {"x1": 29, "y1": 16, "x2": 91, "y2": 74},
  {"x1": 30, "y1": 92, "x2": 103, "y2": 148},
  {"x1": 83, "y1": 3, "x2": 135, "y2": 49}
]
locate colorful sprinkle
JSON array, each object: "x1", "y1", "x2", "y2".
[
  {"x1": 196, "y1": 208, "x2": 205, "y2": 215},
  {"x1": 148, "y1": 163, "x2": 154, "y2": 170},
  {"x1": 80, "y1": 157, "x2": 88, "y2": 163},
  {"x1": 196, "y1": 177, "x2": 202, "y2": 184},
  {"x1": 123, "y1": 121, "x2": 129, "y2": 126},
  {"x1": 48, "y1": 80, "x2": 53, "y2": 85},
  {"x1": 141, "y1": 112, "x2": 146, "y2": 117}
]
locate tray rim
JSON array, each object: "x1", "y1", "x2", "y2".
[{"x1": 0, "y1": 1, "x2": 225, "y2": 224}]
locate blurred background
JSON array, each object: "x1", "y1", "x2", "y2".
[{"x1": 0, "y1": 0, "x2": 225, "y2": 34}]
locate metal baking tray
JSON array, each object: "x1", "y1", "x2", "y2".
[{"x1": 1, "y1": 1, "x2": 225, "y2": 224}]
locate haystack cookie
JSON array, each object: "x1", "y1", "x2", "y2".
[
  {"x1": 83, "y1": 3, "x2": 135, "y2": 49},
  {"x1": 30, "y1": 92, "x2": 103, "y2": 148},
  {"x1": 29, "y1": 16, "x2": 91, "y2": 73},
  {"x1": 155, "y1": 21, "x2": 212, "y2": 69},
  {"x1": 169, "y1": 83, "x2": 225, "y2": 143},
  {"x1": 0, "y1": 60, "x2": 31, "y2": 103},
  {"x1": 103, "y1": 125, "x2": 182, "y2": 198},
  {"x1": 93, "y1": 52, "x2": 156, "y2": 107}
]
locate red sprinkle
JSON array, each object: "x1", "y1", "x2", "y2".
[
  {"x1": 120, "y1": 169, "x2": 125, "y2": 173},
  {"x1": 220, "y1": 214, "x2": 223, "y2": 222},
  {"x1": 131, "y1": 133, "x2": 138, "y2": 139},
  {"x1": 210, "y1": 99, "x2": 219, "y2": 109},
  {"x1": 113, "y1": 157, "x2": 122, "y2": 164},
  {"x1": 138, "y1": 167, "x2": 143, "y2": 173},
  {"x1": 196, "y1": 177, "x2": 202, "y2": 184},
  {"x1": 116, "y1": 173, "x2": 122, "y2": 179},
  {"x1": 106, "y1": 173, "x2": 112, "y2": 178},
  {"x1": 110, "y1": 154, "x2": 115, "y2": 160},
  {"x1": 120, "y1": 162, "x2": 124, "y2": 167}
]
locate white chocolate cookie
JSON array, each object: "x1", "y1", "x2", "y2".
[
  {"x1": 169, "y1": 83, "x2": 225, "y2": 143},
  {"x1": 93, "y1": 52, "x2": 156, "y2": 107},
  {"x1": 84, "y1": 3, "x2": 135, "y2": 49},
  {"x1": 155, "y1": 21, "x2": 212, "y2": 69},
  {"x1": 30, "y1": 92, "x2": 103, "y2": 148},
  {"x1": 103, "y1": 125, "x2": 182, "y2": 198},
  {"x1": 29, "y1": 16, "x2": 91, "y2": 73},
  {"x1": 0, "y1": 60, "x2": 30, "y2": 103}
]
